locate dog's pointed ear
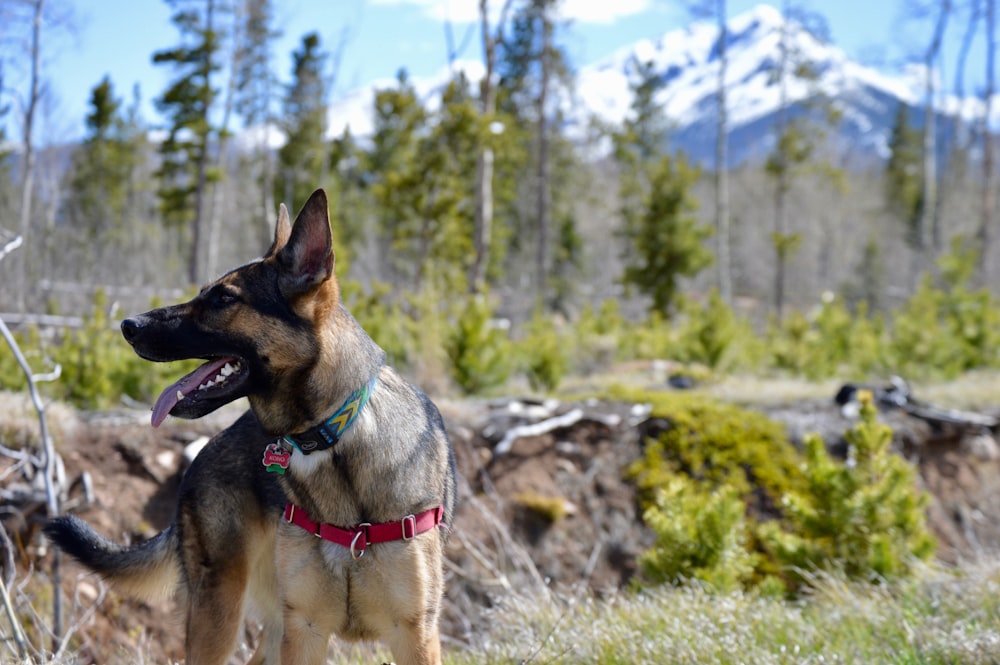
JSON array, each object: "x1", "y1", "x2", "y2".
[
  {"x1": 265, "y1": 203, "x2": 292, "y2": 257},
  {"x1": 276, "y1": 189, "x2": 334, "y2": 296}
]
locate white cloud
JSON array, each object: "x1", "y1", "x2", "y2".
[
  {"x1": 557, "y1": 0, "x2": 653, "y2": 24},
  {"x1": 368, "y1": 0, "x2": 652, "y2": 25},
  {"x1": 368, "y1": 0, "x2": 479, "y2": 23}
]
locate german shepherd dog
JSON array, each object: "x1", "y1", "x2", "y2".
[{"x1": 46, "y1": 189, "x2": 458, "y2": 665}]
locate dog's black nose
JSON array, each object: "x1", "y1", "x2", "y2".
[{"x1": 121, "y1": 317, "x2": 141, "y2": 343}]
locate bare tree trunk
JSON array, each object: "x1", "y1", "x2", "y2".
[
  {"x1": 714, "y1": 0, "x2": 732, "y2": 303},
  {"x1": 948, "y1": 0, "x2": 980, "y2": 253},
  {"x1": 953, "y1": 2, "x2": 979, "y2": 154},
  {"x1": 535, "y1": 7, "x2": 552, "y2": 307},
  {"x1": 979, "y1": 0, "x2": 996, "y2": 283},
  {"x1": 15, "y1": 0, "x2": 44, "y2": 313},
  {"x1": 920, "y1": 0, "x2": 951, "y2": 264},
  {"x1": 470, "y1": 0, "x2": 513, "y2": 293}
]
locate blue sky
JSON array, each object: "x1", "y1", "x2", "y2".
[{"x1": 1, "y1": 0, "x2": 990, "y2": 142}]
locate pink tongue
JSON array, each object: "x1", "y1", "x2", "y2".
[{"x1": 151, "y1": 358, "x2": 233, "y2": 428}]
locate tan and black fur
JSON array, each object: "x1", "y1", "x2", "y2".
[{"x1": 46, "y1": 189, "x2": 458, "y2": 665}]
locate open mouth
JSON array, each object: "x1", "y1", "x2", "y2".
[{"x1": 151, "y1": 357, "x2": 248, "y2": 427}]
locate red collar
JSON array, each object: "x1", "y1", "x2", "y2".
[{"x1": 283, "y1": 503, "x2": 444, "y2": 559}]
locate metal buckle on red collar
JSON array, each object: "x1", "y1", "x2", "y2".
[
  {"x1": 401, "y1": 514, "x2": 417, "y2": 540},
  {"x1": 350, "y1": 524, "x2": 371, "y2": 560}
]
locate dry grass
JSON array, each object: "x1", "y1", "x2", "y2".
[{"x1": 445, "y1": 559, "x2": 1000, "y2": 665}]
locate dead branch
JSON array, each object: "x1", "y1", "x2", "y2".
[
  {"x1": 493, "y1": 408, "x2": 585, "y2": 457},
  {"x1": 0, "y1": 237, "x2": 66, "y2": 644},
  {"x1": 0, "y1": 522, "x2": 27, "y2": 661}
]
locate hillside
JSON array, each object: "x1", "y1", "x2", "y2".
[{"x1": 4, "y1": 372, "x2": 1000, "y2": 663}]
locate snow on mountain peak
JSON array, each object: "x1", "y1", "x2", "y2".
[{"x1": 293, "y1": 3, "x2": 980, "y2": 166}]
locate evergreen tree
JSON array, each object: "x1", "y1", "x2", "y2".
[
  {"x1": 760, "y1": 391, "x2": 935, "y2": 589},
  {"x1": 276, "y1": 32, "x2": 328, "y2": 211},
  {"x1": 496, "y1": 0, "x2": 579, "y2": 310},
  {"x1": 55, "y1": 80, "x2": 160, "y2": 288},
  {"x1": 152, "y1": 0, "x2": 224, "y2": 285},
  {"x1": 368, "y1": 71, "x2": 429, "y2": 288},
  {"x1": 368, "y1": 73, "x2": 480, "y2": 294},
  {"x1": 613, "y1": 58, "x2": 669, "y2": 242},
  {"x1": 622, "y1": 155, "x2": 714, "y2": 316},
  {"x1": 328, "y1": 128, "x2": 369, "y2": 271},
  {"x1": 62, "y1": 77, "x2": 144, "y2": 248},
  {"x1": 885, "y1": 104, "x2": 923, "y2": 249},
  {"x1": 233, "y1": 0, "x2": 280, "y2": 239},
  {"x1": 613, "y1": 58, "x2": 712, "y2": 317},
  {"x1": 765, "y1": 1, "x2": 840, "y2": 318}
]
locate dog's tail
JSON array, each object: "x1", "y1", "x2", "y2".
[{"x1": 44, "y1": 516, "x2": 180, "y2": 602}]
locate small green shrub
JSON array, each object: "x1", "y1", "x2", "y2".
[
  {"x1": 621, "y1": 388, "x2": 806, "y2": 510},
  {"x1": 620, "y1": 387, "x2": 933, "y2": 595},
  {"x1": 887, "y1": 240, "x2": 1000, "y2": 379},
  {"x1": 445, "y1": 294, "x2": 513, "y2": 395},
  {"x1": 674, "y1": 289, "x2": 761, "y2": 371},
  {"x1": 629, "y1": 311, "x2": 679, "y2": 361},
  {"x1": 759, "y1": 391, "x2": 935, "y2": 590},
  {"x1": 518, "y1": 309, "x2": 569, "y2": 393},
  {"x1": 639, "y1": 472, "x2": 755, "y2": 592},
  {"x1": 887, "y1": 276, "x2": 963, "y2": 379},
  {"x1": 573, "y1": 299, "x2": 627, "y2": 371},
  {"x1": 0, "y1": 326, "x2": 37, "y2": 392},
  {"x1": 342, "y1": 279, "x2": 409, "y2": 368}
]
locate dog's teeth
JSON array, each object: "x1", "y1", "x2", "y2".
[
  {"x1": 221, "y1": 363, "x2": 235, "y2": 377},
  {"x1": 176, "y1": 390, "x2": 185, "y2": 401}
]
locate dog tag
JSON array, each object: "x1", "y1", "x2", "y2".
[{"x1": 262, "y1": 442, "x2": 291, "y2": 474}]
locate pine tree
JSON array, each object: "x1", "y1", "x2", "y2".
[
  {"x1": 276, "y1": 32, "x2": 328, "y2": 211},
  {"x1": 760, "y1": 391, "x2": 935, "y2": 589},
  {"x1": 885, "y1": 104, "x2": 923, "y2": 249},
  {"x1": 622, "y1": 155, "x2": 714, "y2": 316},
  {"x1": 613, "y1": 58, "x2": 669, "y2": 239},
  {"x1": 613, "y1": 58, "x2": 713, "y2": 317},
  {"x1": 765, "y1": 1, "x2": 841, "y2": 318},
  {"x1": 368, "y1": 74, "x2": 480, "y2": 294},
  {"x1": 327, "y1": 128, "x2": 369, "y2": 271},
  {"x1": 152, "y1": 0, "x2": 224, "y2": 285},
  {"x1": 368, "y1": 71, "x2": 430, "y2": 288},
  {"x1": 496, "y1": 0, "x2": 578, "y2": 309},
  {"x1": 62, "y1": 77, "x2": 145, "y2": 253},
  {"x1": 233, "y1": 0, "x2": 280, "y2": 241}
]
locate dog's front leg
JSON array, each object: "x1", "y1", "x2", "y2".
[
  {"x1": 184, "y1": 563, "x2": 253, "y2": 665},
  {"x1": 279, "y1": 576, "x2": 335, "y2": 665},
  {"x1": 385, "y1": 624, "x2": 443, "y2": 665},
  {"x1": 280, "y1": 609, "x2": 333, "y2": 665},
  {"x1": 277, "y1": 531, "x2": 339, "y2": 665}
]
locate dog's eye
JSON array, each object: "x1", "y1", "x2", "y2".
[{"x1": 209, "y1": 286, "x2": 239, "y2": 306}]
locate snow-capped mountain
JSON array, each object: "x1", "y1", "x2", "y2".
[
  {"x1": 316, "y1": 4, "x2": 990, "y2": 168},
  {"x1": 577, "y1": 3, "x2": 925, "y2": 165}
]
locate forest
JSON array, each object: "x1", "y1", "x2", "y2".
[{"x1": 0, "y1": 0, "x2": 993, "y2": 368}]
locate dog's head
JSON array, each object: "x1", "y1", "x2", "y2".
[{"x1": 122, "y1": 188, "x2": 337, "y2": 427}]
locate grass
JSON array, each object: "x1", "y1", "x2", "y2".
[{"x1": 444, "y1": 560, "x2": 1000, "y2": 665}]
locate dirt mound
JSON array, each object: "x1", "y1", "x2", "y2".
[{"x1": 3, "y1": 389, "x2": 1000, "y2": 662}]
